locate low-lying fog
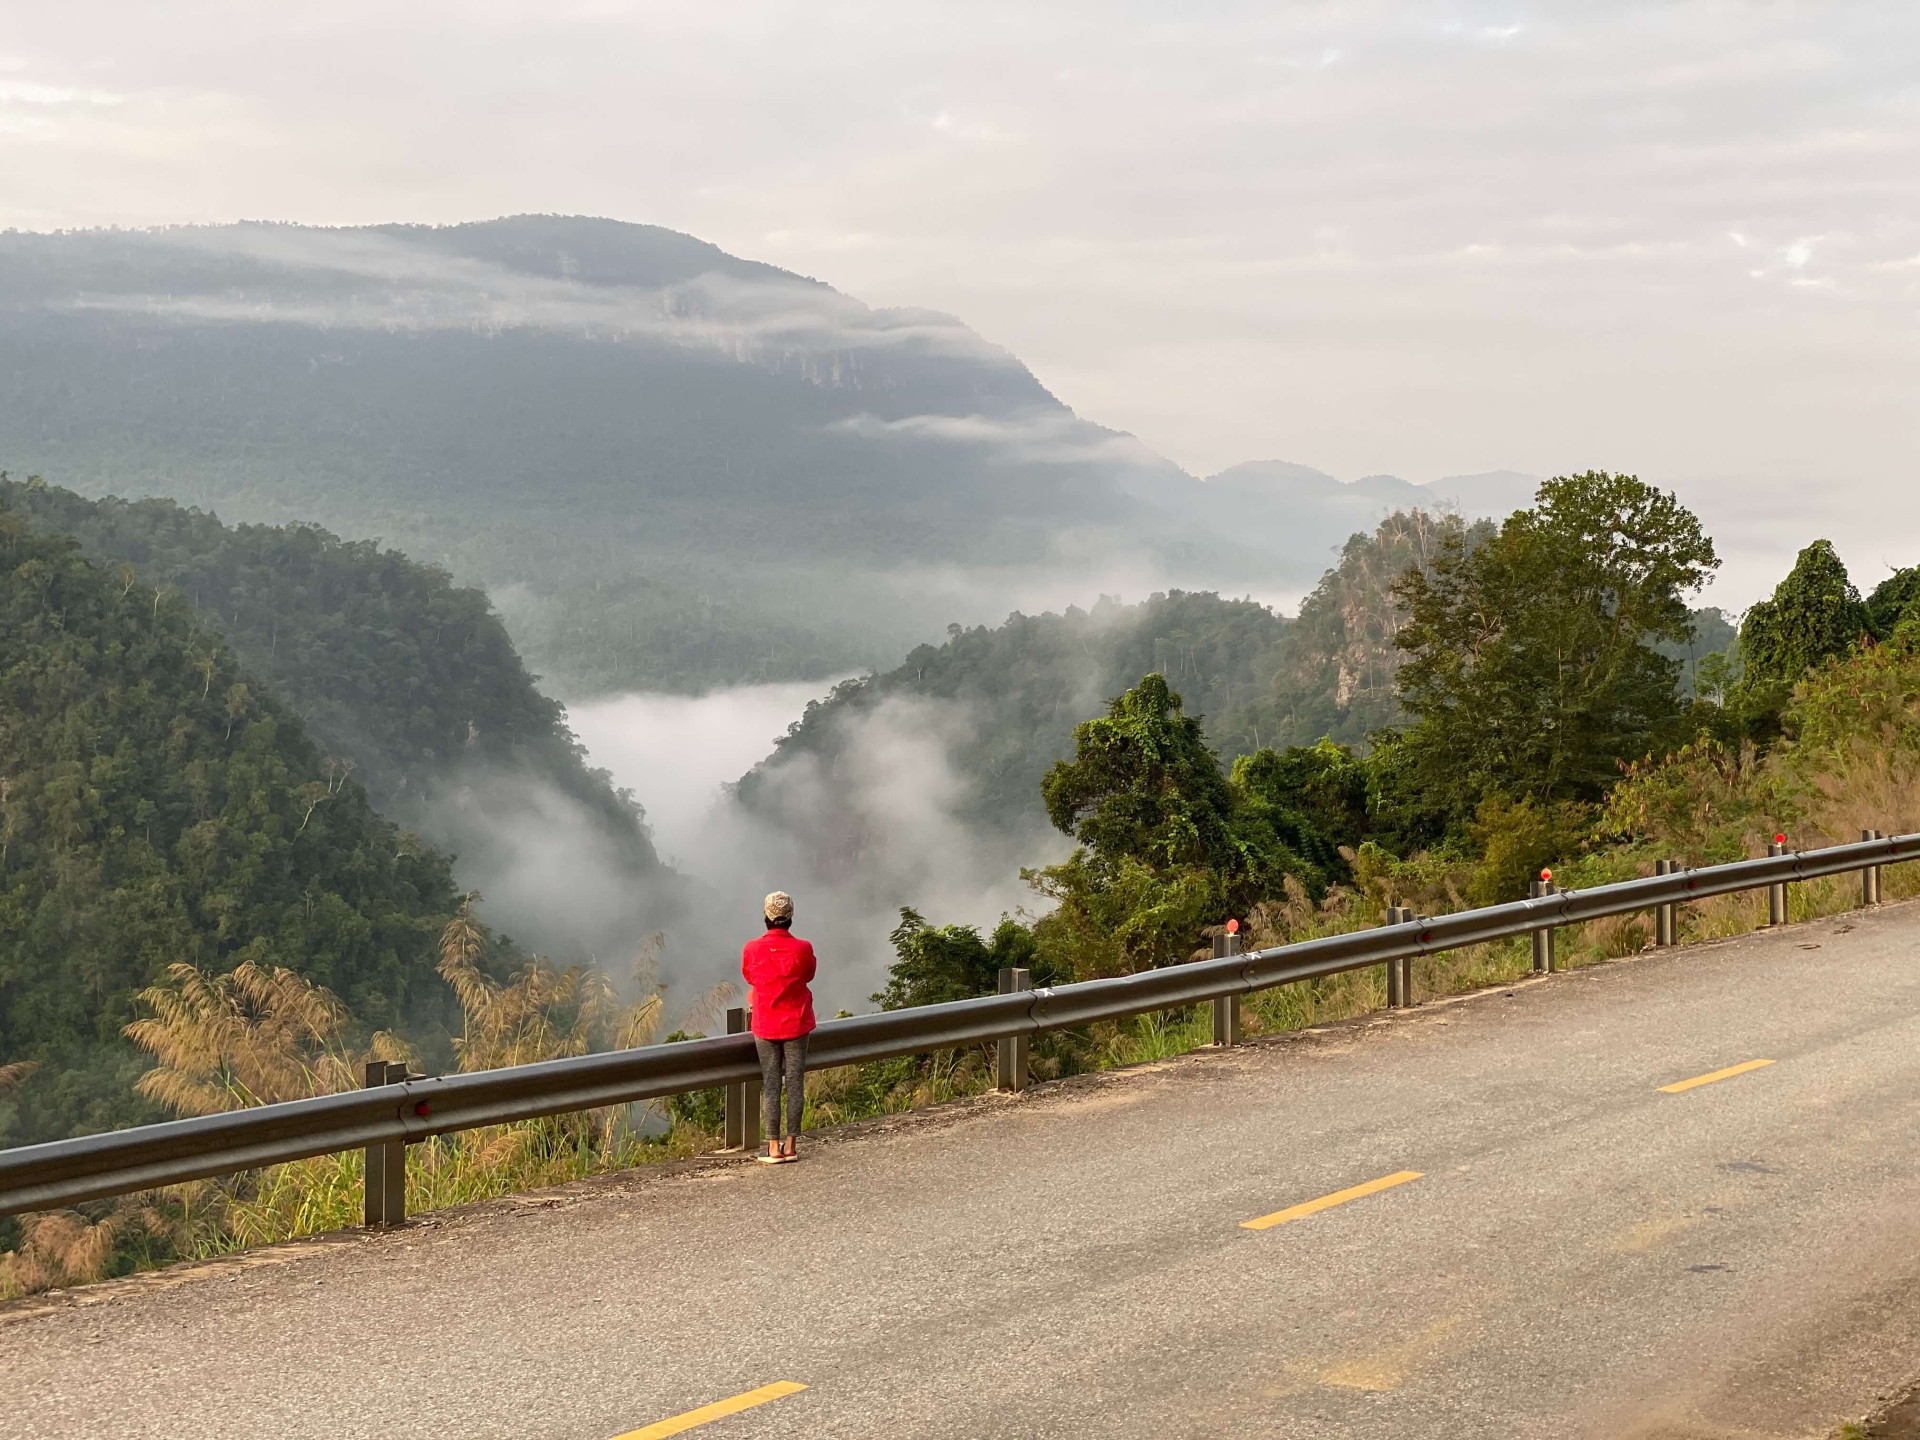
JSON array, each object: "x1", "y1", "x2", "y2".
[
  {"x1": 568, "y1": 682, "x2": 1062, "y2": 1019},
  {"x1": 569, "y1": 681, "x2": 837, "y2": 872}
]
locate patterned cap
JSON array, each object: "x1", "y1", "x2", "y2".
[{"x1": 763, "y1": 891, "x2": 794, "y2": 922}]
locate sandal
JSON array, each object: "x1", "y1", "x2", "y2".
[
  {"x1": 755, "y1": 1140, "x2": 783, "y2": 1164},
  {"x1": 780, "y1": 1137, "x2": 799, "y2": 1163}
]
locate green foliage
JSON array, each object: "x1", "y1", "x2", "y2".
[
  {"x1": 1602, "y1": 628, "x2": 1920, "y2": 860},
  {"x1": 1736, "y1": 540, "x2": 1870, "y2": 723},
  {"x1": 1027, "y1": 674, "x2": 1243, "y2": 974},
  {"x1": 1464, "y1": 794, "x2": 1593, "y2": 905},
  {"x1": 1266, "y1": 510, "x2": 1494, "y2": 747},
  {"x1": 741, "y1": 590, "x2": 1295, "y2": 839},
  {"x1": 1028, "y1": 848, "x2": 1227, "y2": 979},
  {"x1": 0, "y1": 497, "x2": 459, "y2": 1144},
  {"x1": 1601, "y1": 739, "x2": 1787, "y2": 864},
  {"x1": 1785, "y1": 624, "x2": 1920, "y2": 775},
  {"x1": 873, "y1": 909, "x2": 1052, "y2": 1010},
  {"x1": 1393, "y1": 471, "x2": 1718, "y2": 824},
  {"x1": 1227, "y1": 741, "x2": 1365, "y2": 894},
  {"x1": 1025, "y1": 678, "x2": 1380, "y2": 978},
  {"x1": 1863, "y1": 566, "x2": 1920, "y2": 643},
  {"x1": 0, "y1": 476, "x2": 661, "y2": 880},
  {"x1": 1041, "y1": 673, "x2": 1241, "y2": 873},
  {"x1": 1354, "y1": 729, "x2": 1449, "y2": 857}
]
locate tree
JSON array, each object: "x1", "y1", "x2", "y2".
[
  {"x1": 1225, "y1": 740, "x2": 1365, "y2": 894},
  {"x1": 1733, "y1": 540, "x2": 1871, "y2": 733},
  {"x1": 0, "y1": 496, "x2": 461, "y2": 1144},
  {"x1": 873, "y1": 909, "x2": 1049, "y2": 1011},
  {"x1": 1040, "y1": 672, "x2": 1238, "y2": 874},
  {"x1": 1029, "y1": 674, "x2": 1241, "y2": 974},
  {"x1": 1391, "y1": 471, "x2": 1718, "y2": 822},
  {"x1": 1740, "y1": 541, "x2": 1868, "y2": 688},
  {"x1": 1863, "y1": 566, "x2": 1920, "y2": 643}
]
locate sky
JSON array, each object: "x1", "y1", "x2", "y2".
[{"x1": 3, "y1": 2, "x2": 1916, "y2": 601}]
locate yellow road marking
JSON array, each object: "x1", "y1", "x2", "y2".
[
  {"x1": 1243, "y1": 1170, "x2": 1424, "y2": 1231},
  {"x1": 1319, "y1": 1315, "x2": 1466, "y2": 1392},
  {"x1": 1659, "y1": 1059, "x2": 1774, "y2": 1094},
  {"x1": 613, "y1": 1382, "x2": 807, "y2": 1439}
]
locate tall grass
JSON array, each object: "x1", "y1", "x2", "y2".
[{"x1": 1, "y1": 898, "x2": 730, "y2": 1298}]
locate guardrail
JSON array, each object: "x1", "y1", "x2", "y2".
[{"x1": 2, "y1": 830, "x2": 1912, "y2": 1222}]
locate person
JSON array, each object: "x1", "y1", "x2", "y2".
[{"x1": 740, "y1": 890, "x2": 817, "y2": 1163}]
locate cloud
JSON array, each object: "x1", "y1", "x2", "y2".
[
  {"x1": 573, "y1": 685, "x2": 1064, "y2": 1011},
  {"x1": 826, "y1": 409, "x2": 1171, "y2": 469},
  {"x1": 0, "y1": 80, "x2": 125, "y2": 106},
  {"x1": 405, "y1": 756, "x2": 684, "y2": 974},
  {"x1": 48, "y1": 225, "x2": 1021, "y2": 378}
]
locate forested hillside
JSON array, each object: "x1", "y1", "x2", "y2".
[
  {"x1": 0, "y1": 216, "x2": 1541, "y2": 694},
  {"x1": 737, "y1": 590, "x2": 1290, "y2": 841},
  {"x1": 737, "y1": 510, "x2": 1497, "y2": 845},
  {"x1": 865, "y1": 471, "x2": 1815, "y2": 996},
  {"x1": 741, "y1": 499, "x2": 1742, "y2": 849},
  {"x1": 0, "y1": 217, "x2": 1171, "y2": 691},
  {"x1": 0, "y1": 495, "x2": 460, "y2": 1145},
  {"x1": 0, "y1": 477, "x2": 679, "y2": 964}
]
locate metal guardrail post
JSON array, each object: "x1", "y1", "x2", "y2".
[
  {"x1": 996, "y1": 968, "x2": 1031, "y2": 1091},
  {"x1": 1541, "y1": 880, "x2": 1558, "y2": 973},
  {"x1": 723, "y1": 1007, "x2": 762, "y2": 1151},
  {"x1": 1210, "y1": 932, "x2": 1242, "y2": 1044},
  {"x1": 362, "y1": 1060, "x2": 407, "y2": 1228},
  {"x1": 1863, "y1": 829, "x2": 1887, "y2": 906},
  {"x1": 1767, "y1": 838, "x2": 1788, "y2": 925},
  {"x1": 1383, "y1": 908, "x2": 1404, "y2": 1007},
  {"x1": 1529, "y1": 884, "x2": 1547, "y2": 973},
  {"x1": 1384, "y1": 906, "x2": 1415, "y2": 1007},
  {"x1": 1655, "y1": 860, "x2": 1677, "y2": 946},
  {"x1": 1403, "y1": 911, "x2": 1420, "y2": 1006}
]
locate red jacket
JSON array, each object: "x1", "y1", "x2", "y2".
[{"x1": 741, "y1": 928, "x2": 817, "y2": 1041}]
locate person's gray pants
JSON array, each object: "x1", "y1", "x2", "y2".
[{"x1": 754, "y1": 1034, "x2": 808, "y2": 1141}]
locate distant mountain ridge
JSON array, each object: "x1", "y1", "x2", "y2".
[{"x1": 0, "y1": 215, "x2": 1546, "y2": 694}]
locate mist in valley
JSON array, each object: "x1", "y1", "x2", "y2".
[{"x1": 569, "y1": 683, "x2": 1066, "y2": 1018}]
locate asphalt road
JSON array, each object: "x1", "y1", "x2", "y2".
[{"x1": 9, "y1": 903, "x2": 1920, "y2": 1439}]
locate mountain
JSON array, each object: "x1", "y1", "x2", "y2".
[
  {"x1": 738, "y1": 590, "x2": 1294, "y2": 845},
  {"x1": 0, "y1": 476, "x2": 680, "y2": 966},
  {"x1": 0, "y1": 216, "x2": 1192, "y2": 694},
  {"x1": 0, "y1": 216, "x2": 1553, "y2": 696},
  {"x1": 1179, "y1": 464, "x2": 1541, "y2": 591},
  {"x1": 0, "y1": 493, "x2": 460, "y2": 1144},
  {"x1": 738, "y1": 502, "x2": 1725, "y2": 844}
]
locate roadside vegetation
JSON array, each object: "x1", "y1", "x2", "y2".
[
  {"x1": 802, "y1": 473, "x2": 1920, "y2": 1119},
  {"x1": 8, "y1": 469, "x2": 1920, "y2": 1296},
  {"x1": 0, "y1": 895, "x2": 729, "y2": 1297}
]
